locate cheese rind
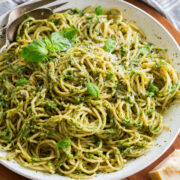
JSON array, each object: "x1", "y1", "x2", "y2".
[{"x1": 149, "y1": 149, "x2": 180, "y2": 180}]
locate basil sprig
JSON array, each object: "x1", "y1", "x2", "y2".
[
  {"x1": 21, "y1": 28, "x2": 77, "y2": 62},
  {"x1": 86, "y1": 83, "x2": 100, "y2": 98},
  {"x1": 104, "y1": 39, "x2": 116, "y2": 53},
  {"x1": 95, "y1": 6, "x2": 104, "y2": 15}
]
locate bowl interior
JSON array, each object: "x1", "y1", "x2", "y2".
[{"x1": 0, "y1": 0, "x2": 179, "y2": 180}]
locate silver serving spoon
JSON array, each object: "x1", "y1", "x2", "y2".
[
  {"x1": 0, "y1": 2, "x2": 68, "y2": 53},
  {"x1": 0, "y1": 0, "x2": 62, "y2": 33}
]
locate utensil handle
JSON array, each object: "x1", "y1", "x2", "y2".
[
  {"x1": 0, "y1": 26, "x2": 7, "y2": 34},
  {"x1": 0, "y1": 43, "x2": 8, "y2": 53},
  {"x1": 0, "y1": 26, "x2": 8, "y2": 53}
]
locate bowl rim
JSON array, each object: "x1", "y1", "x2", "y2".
[{"x1": 0, "y1": 0, "x2": 179, "y2": 179}]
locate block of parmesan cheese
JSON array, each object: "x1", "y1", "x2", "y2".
[{"x1": 149, "y1": 149, "x2": 180, "y2": 180}]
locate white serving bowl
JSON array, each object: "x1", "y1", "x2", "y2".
[{"x1": 0, "y1": 0, "x2": 180, "y2": 179}]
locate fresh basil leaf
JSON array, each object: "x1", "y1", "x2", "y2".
[
  {"x1": 148, "y1": 84, "x2": 159, "y2": 93},
  {"x1": 86, "y1": 83, "x2": 100, "y2": 98},
  {"x1": 50, "y1": 28, "x2": 77, "y2": 52},
  {"x1": 57, "y1": 138, "x2": 71, "y2": 150},
  {"x1": 104, "y1": 39, "x2": 116, "y2": 53},
  {"x1": 21, "y1": 39, "x2": 48, "y2": 62},
  {"x1": 95, "y1": 6, "x2": 104, "y2": 15},
  {"x1": 16, "y1": 78, "x2": 28, "y2": 86},
  {"x1": 44, "y1": 37, "x2": 52, "y2": 50},
  {"x1": 63, "y1": 28, "x2": 77, "y2": 43},
  {"x1": 50, "y1": 32, "x2": 71, "y2": 52}
]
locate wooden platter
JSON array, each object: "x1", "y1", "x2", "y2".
[{"x1": 0, "y1": 0, "x2": 179, "y2": 179}]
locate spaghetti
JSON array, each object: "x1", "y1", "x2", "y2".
[{"x1": 0, "y1": 6, "x2": 179, "y2": 179}]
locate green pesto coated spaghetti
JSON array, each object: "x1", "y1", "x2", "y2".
[{"x1": 0, "y1": 6, "x2": 180, "y2": 179}]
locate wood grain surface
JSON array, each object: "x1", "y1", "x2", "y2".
[{"x1": 0, "y1": 0, "x2": 179, "y2": 180}]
